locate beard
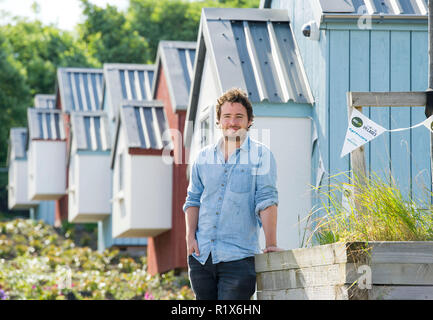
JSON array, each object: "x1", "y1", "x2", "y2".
[{"x1": 223, "y1": 127, "x2": 248, "y2": 141}]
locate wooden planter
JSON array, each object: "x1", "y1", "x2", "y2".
[{"x1": 255, "y1": 242, "x2": 433, "y2": 300}]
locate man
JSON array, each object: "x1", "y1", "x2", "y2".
[{"x1": 182, "y1": 88, "x2": 282, "y2": 300}]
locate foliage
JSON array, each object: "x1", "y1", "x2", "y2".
[
  {"x1": 78, "y1": 0, "x2": 150, "y2": 64},
  {"x1": 127, "y1": 0, "x2": 260, "y2": 61},
  {"x1": 0, "y1": 219, "x2": 194, "y2": 300},
  {"x1": 309, "y1": 172, "x2": 433, "y2": 245},
  {"x1": 0, "y1": 34, "x2": 31, "y2": 167},
  {"x1": 1, "y1": 18, "x2": 97, "y2": 96}
]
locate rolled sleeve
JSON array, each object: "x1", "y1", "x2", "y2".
[
  {"x1": 182, "y1": 159, "x2": 204, "y2": 213},
  {"x1": 254, "y1": 148, "x2": 278, "y2": 225}
]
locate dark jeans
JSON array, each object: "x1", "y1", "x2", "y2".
[{"x1": 187, "y1": 254, "x2": 256, "y2": 300}]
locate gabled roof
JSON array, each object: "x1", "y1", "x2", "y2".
[
  {"x1": 184, "y1": 7, "x2": 314, "y2": 146},
  {"x1": 27, "y1": 108, "x2": 65, "y2": 141},
  {"x1": 70, "y1": 111, "x2": 111, "y2": 152},
  {"x1": 111, "y1": 100, "x2": 172, "y2": 167},
  {"x1": 102, "y1": 63, "x2": 155, "y2": 122},
  {"x1": 152, "y1": 41, "x2": 196, "y2": 112},
  {"x1": 319, "y1": 0, "x2": 427, "y2": 17},
  {"x1": 34, "y1": 94, "x2": 56, "y2": 109},
  {"x1": 7, "y1": 128, "x2": 27, "y2": 165},
  {"x1": 261, "y1": 0, "x2": 428, "y2": 19},
  {"x1": 56, "y1": 68, "x2": 104, "y2": 112}
]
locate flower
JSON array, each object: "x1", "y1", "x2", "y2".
[
  {"x1": 0, "y1": 289, "x2": 8, "y2": 300},
  {"x1": 144, "y1": 292, "x2": 154, "y2": 300}
]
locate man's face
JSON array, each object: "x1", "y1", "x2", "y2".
[{"x1": 218, "y1": 102, "x2": 252, "y2": 140}]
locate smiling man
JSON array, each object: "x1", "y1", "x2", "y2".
[{"x1": 183, "y1": 88, "x2": 282, "y2": 300}]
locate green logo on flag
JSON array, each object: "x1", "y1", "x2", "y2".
[{"x1": 351, "y1": 117, "x2": 363, "y2": 128}]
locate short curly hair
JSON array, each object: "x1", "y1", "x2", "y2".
[{"x1": 216, "y1": 88, "x2": 254, "y2": 126}]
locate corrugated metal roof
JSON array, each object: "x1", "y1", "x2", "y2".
[
  {"x1": 70, "y1": 112, "x2": 111, "y2": 152},
  {"x1": 9, "y1": 128, "x2": 27, "y2": 160},
  {"x1": 152, "y1": 41, "x2": 196, "y2": 111},
  {"x1": 319, "y1": 0, "x2": 428, "y2": 16},
  {"x1": 27, "y1": 108, "x2": 65, "y2": 141},
  {"x1": 103, "y1": 64, "x2": 155, "y2": 122},
  {"x1": 34, "y1": 94, "x2": 56, "y2": 109},
  {"x1": 185, "y1": 8, "x2": 313, "y2": 146},
  {"x1": 57, "y1": 68, "x2": 104, "y2": 112},
  {"x1": 119, "y1": 100, "x2": 172, "y2": 150}
]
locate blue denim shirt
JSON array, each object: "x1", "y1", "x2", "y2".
[{"x1": 183, "y1": 134, "x2": 278, "y2": 265}]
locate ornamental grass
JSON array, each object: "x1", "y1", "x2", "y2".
[{"x1": 308, "y1": 172, "x2": 433, "y2": 245}]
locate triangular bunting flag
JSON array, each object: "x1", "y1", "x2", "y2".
[
  {"x1": 422, "y1": 115, "x2": 433, "y2": 132},
  {"x1": 341, "y1": 108, "x2": 387, "y2": 158}
]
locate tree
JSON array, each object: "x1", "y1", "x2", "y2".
[
  {"x1": 127, "y1": 0, "x2": 260, "y2": 61},
  {"x1": 78, "y1": 0, "x2": 150, "y2": 64},
  {"x1": 1, "y1": 18, "x2": 97, "y2": 96},
  {"x1": 0, "y1": 34, "x2": 30, "y2": 166}
]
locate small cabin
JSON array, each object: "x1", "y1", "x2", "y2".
[
  {"x1": 7, "y1": 128, "x2": 39, "y2": 210},
  {"x1": 147, "y1": 40, "x2": 196, "y2": 275},
  {"x1": 184, "y1": 8, "x2": 314, "y2": 250},
  {"x1": 102, "y1": 63, "x2": 155, "y2": 137},
  {"x1": 34, "y1": 94, "x2": 56, "y2": 109},
  {"x1": 31, "y1": 94, "x2": 57, "y2": 224},
  {"x1": 98, "y1": 63, "x2": 155, "y2": 251},
  {"x1": 262, "y1": 0, "x2": 429, "y2": 206},
  {"x1": 68, "y1": 111, "x2": 111, "y2": 223},
  {"x1": 54, "y1": 67, "x2": 104, "y2": 226},
  {"x1": 27, "y1": 108, "x2": 66, "y2": 201},
  {"x1": 111, "y1": 100, "x2": 173, "y2": 238}
]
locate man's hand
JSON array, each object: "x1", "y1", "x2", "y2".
[
  {"x1": 185, "y1": 206, "x2": 200, "y2": 257},
  {"x1": 262, "y1": 246, "x2": 284, "y2": 253},
  {"x1": 260, "y1": 205, "x2": 283, "y2": 253},
  {"x1": 187, "y1": 236, "x2": 200, "y2": 256}
]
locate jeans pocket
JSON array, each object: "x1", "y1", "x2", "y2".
[{"x1": 229, "y1": 166, "x2": 252, "y2": 193}]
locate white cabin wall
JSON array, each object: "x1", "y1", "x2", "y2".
[
  {"x1": 130, "y1": 155, "x2": 172, "y2": 235},
  {"x1": 28, "y1": 140, "x2": 67, "y2": 200},
  {"x1": 8, "y1": 160, "x2": 37, "y2": 209},
  {"x1": 77, "y1": 154, "x2": 111, "y2": 216},
  {"x1": 8, "y1": 163, "x2": 15, "y2": 208},
  {"x1": 189, "y1": 53, "x2": 222, "y2": 167},
  {"x1": 112, "y1": 125, "x2": 130, "y2": 237},
  {"x1": 68, "y1": 154, "x2": 78, "y2": 220},
  {"x1": 253, "y1": 117, "x2": 312, "y2": 250}
]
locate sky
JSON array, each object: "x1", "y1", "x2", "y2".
[{"x1": 0, "y1": 0, "x2": 130, "y2": 31}]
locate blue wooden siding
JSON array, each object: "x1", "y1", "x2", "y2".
[
  {"x1": 34, "y1": 201, "x2": 55, "y2": 226},
  {"x1": 326, "y1": 27, "x2": 430, "y2": 203},
  {"x1": 98, "y1": 214, "x2": 147, "y2": 253},
  {"x1": 273, "y1": 0, "x2": 429, "y2": 206},
  {"x1": 411, "y1": 31, "x2": 430, "y2": 202}
]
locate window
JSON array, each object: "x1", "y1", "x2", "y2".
[
  {"x1": 200, "y1": 116, "x2": 209, "y2": 148},
  {"x1": 118, "y1": 153, "x2": 124, "y2": 191}
]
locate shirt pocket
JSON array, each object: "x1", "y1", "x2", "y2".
[{"x1": 229, "y1": 166, "x2": 252, "y2": 193}]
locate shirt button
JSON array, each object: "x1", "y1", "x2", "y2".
[
  {"x1": 213, "y1": 226, "x2": 217, "y2": 228},
  {"x1": 216, "y1": 212, "x2": 219, "y2": 215},
  {"x1": 218, "y1": 197, "x2": 222, "y2": 200},
  {"x1": 221, "y1": 183, "x2": 224, "y2": 187}
]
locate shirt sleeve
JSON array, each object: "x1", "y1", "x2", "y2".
[
  {"x1": 254, "y1": 147, "x2": 278, "y2": 225},
  {"x1": 182, "y1": 158, "x2": 204, "y2": 213}
]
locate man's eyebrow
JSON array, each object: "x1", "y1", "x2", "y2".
[{"x1": 222, "y1": 113, "x2": 245, "y2": 116}]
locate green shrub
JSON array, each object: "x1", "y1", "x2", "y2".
[{"x1": 0, "y1": 219, "x2": 194, "y2": 300}]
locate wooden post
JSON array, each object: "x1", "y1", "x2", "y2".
[
  {"x1": 347, "y1": 93, "x2": 366, "y2": 185},
  {"x1": 346, "y1": 91, "x2": 427, "y2": 210}
]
